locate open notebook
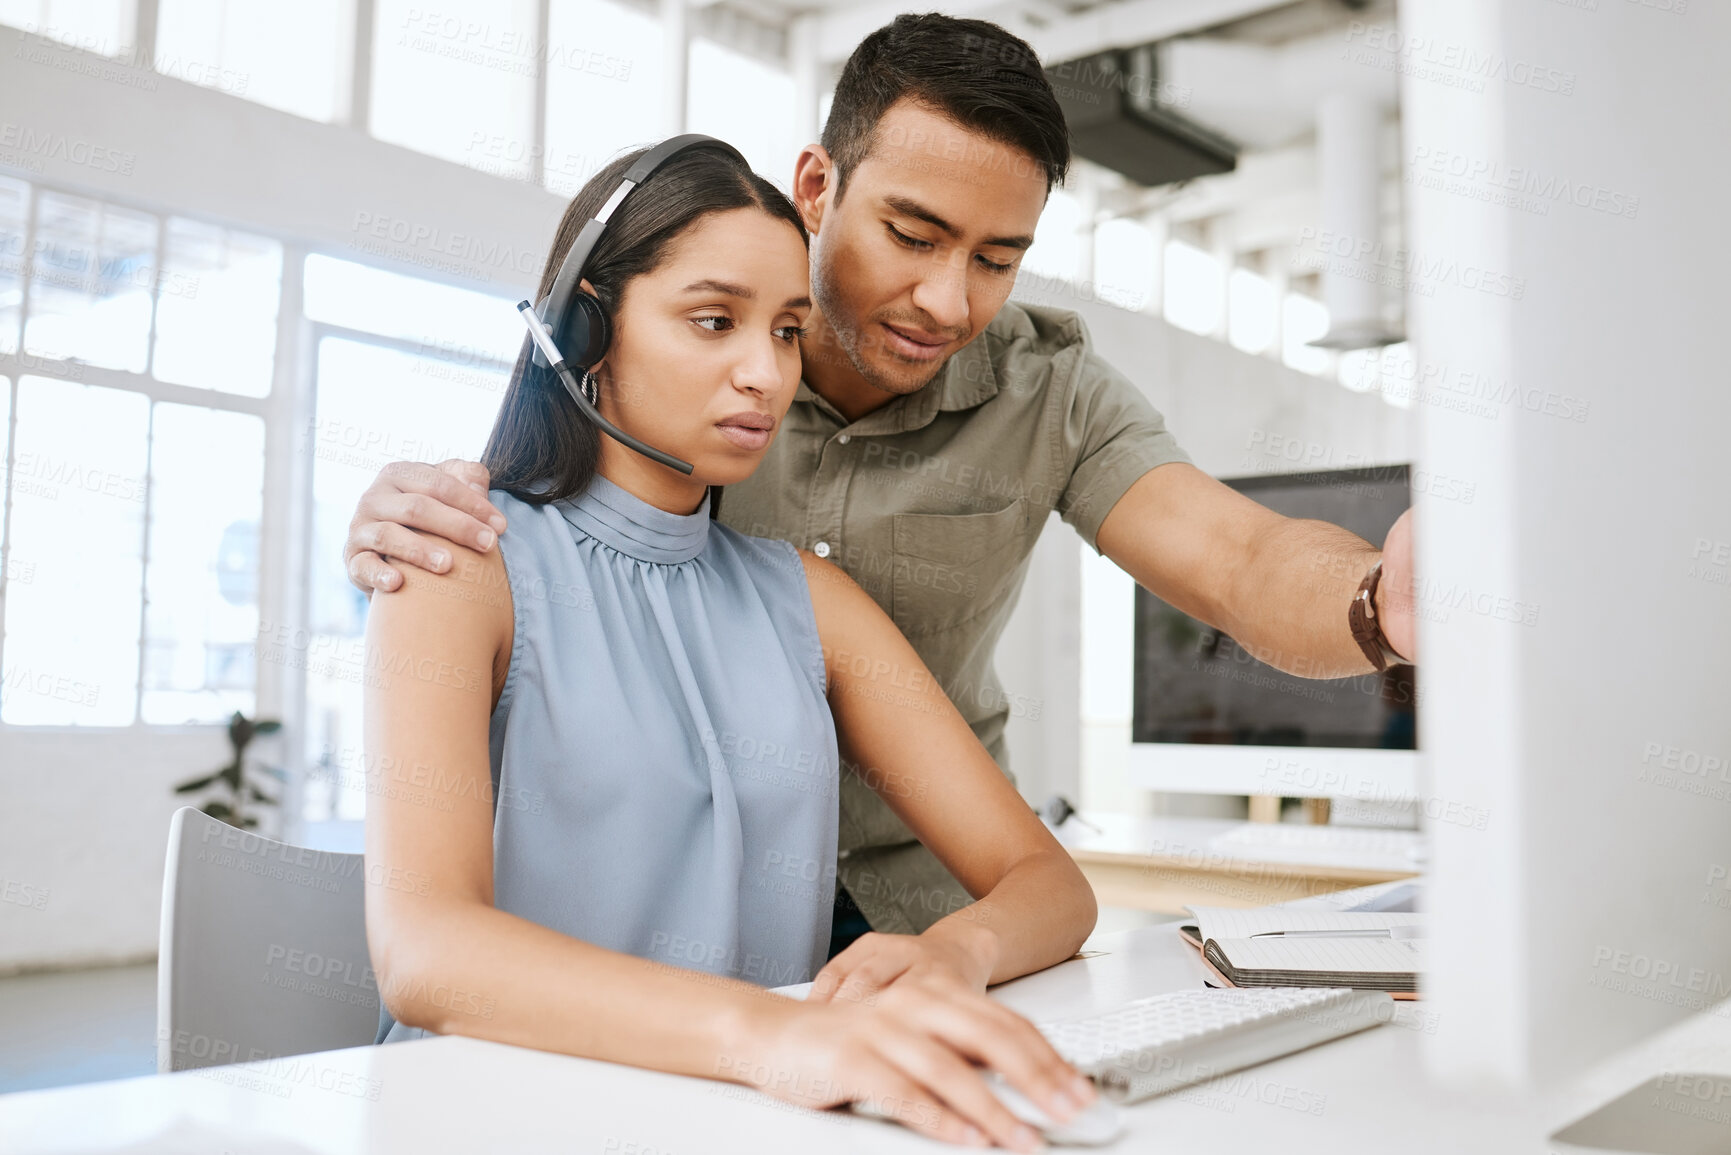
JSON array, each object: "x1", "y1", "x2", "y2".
[{"x1": 1179, "y1": 906, "x2": 1424, "y2": 996}]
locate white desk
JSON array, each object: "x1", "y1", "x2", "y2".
[{"x1": 14, "y1": 918, "x2": 1671, "y2": 1155}]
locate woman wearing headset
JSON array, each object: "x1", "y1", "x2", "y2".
[{"x1": 363, "y1": 138, "x2": 1097, "y2": 1152}]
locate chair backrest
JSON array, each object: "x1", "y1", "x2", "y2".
[{"x1": 157, "y1": 806, "x2": 379, "y2": 1072}]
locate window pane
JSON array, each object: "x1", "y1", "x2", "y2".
[
  {"x1": 152, "y1": 218, "x2": 283, "y2": 396},
  {"x1": 25, "y1": 191, "x2": 156, "y2": 372},
  {"x1": 141, "y1": 404, "x2": 264, "y2": 724},
  {"x1": 303, "y1": 253, "x2": 521, "y2": 362},
  {"x1": 687, "y1": 41, "x2": 796, "y2": 188},
  {"x1": 3, "y1": 377, "x2": 148, "y2": 726},
  {"x1": 371, "y1": 0, "x2": 537, "y2": 177},
  {"x1": 1023, "y1": 191, "x2": 1082, "y2": 282},
  {"x1": 1228, "y1": 266, "x2": 1276, "y2": 355},
  {"x1": 1163, "y1": 240, "x2": 1223, "y2": 337},
  {"x1": 301, "y1": 336, "x2": 508, "y2": 820},
  {"x1": 1337, "y1": 347, "x2": 1379, "y2": 393},
  {"x1": 0, "y1": 176, "x2": 26, "y2": 354},
  {"x1": 544, "y1": 0, "x2": 661, "y2": 197},
  {"x1": 0, "y1": 0, "x2": 132, "y2": 57},
  {"x1": 1281, "y1": 292, "x2": 1333, "y2": 376},
  {"x1": 1093, "y1": 218, "x2": 1157, "y2": 313},
  {"x1": 156, "y1": 0, "x2": 351, "y2": 122}
]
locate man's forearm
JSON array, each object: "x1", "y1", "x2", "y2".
[{"x1": 1221, "y1": 517, "x2": 1382, "y2": 680}]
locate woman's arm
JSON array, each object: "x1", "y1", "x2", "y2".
[
  {"x1": 364, "y1": 534, "x2": 1080, "y2": 1151},
  {"x1": 797, "y1": 549, "x2": 1098, "y2": 1001}
]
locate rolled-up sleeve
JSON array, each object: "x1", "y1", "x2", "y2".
[{"x1": 1056, "y1": 346, "x2": 1192, "y2": 554}]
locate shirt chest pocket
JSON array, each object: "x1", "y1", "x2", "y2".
[{"x1": 890, "y1": 498, "x2": 1031, "y2": 637}]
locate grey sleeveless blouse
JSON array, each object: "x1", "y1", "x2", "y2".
[{"x1": 377, "y1": 474, "x2": 838, "y2": 1044}]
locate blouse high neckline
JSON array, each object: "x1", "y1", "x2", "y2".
[{"x1": 558, "y1": 472, "x2": 711, "y2": 564}]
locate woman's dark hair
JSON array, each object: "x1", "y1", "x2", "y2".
[
  {"x1": 822, "y1": 13, "x2": 1069, "y2": 199},
  {"x1": 481, "y1": 142, "x2": 808, "y2": 516}
]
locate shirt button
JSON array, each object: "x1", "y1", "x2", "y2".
[
  {"x1": 813, "y1": 541, "x2": 831, "y2": 558},
  {"x1": 837, "y1": 433, "x2": 850, "y2": 444}
]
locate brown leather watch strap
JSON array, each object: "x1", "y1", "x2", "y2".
[{"x1": 1349, "y1": 560, "x2": 1406, "y2": 671}]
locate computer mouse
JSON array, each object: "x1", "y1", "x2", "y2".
[{"x1": 984, "y1": 1073, "x2": 1124, "y2": 1147}]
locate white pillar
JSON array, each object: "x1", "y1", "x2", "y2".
[
  {"x1": 1209, "y1": 215, "x2": 1235, "y2": 342},
  {"x1": 1073, "y1": 167, "x2": 1097, "y2": 290},
  {"x1": 1313, "y1": 91, "x2": 1398, "y2": 348},
  {"x1": 1264, "y1": 244, "x2": 1288, "y2": 362},
  {"x1": 789, "y1": 15, "x2": 820, "y2": 149},
  {"x1": 1141, "y1": 213, "x2": 1168, "y2": 320}
]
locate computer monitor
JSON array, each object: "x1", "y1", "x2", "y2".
[
  {"x1": 1399, "y1": 0, "x2": 1731, "y2": 1103},
  {"x1": 1128, "y1": 464, "x2": 1420, "y2": 820}
]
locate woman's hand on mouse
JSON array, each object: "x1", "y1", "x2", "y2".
[{"x1": 731, "y1": 975, "x2": 1096, "y2": 1151}]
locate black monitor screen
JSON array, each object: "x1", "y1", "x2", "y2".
[{"x1": 1131, "y1": 464, "x2": 1418, "y2": 750}]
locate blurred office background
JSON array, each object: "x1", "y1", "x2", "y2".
[{"x1": 0, "y1": 0, "x2": 1425, "y2": 1090}]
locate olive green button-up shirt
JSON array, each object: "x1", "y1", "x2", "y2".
[{"x1": 717, "y1": 300, "x2": 1192, "y2": 934}]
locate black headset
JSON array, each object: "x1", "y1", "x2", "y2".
[{"x1": 516, "y1": 133, "x2": 750, "y2": 477}]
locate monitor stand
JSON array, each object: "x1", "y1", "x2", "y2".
[
  {"x1": 1548, "y1": 998, "x2": 1731, "y2": 1155},
  {"x1": 1553, "y1": 1073, "x2": 1731, "y2": 1154}
]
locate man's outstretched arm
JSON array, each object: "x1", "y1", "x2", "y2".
[
  {"x1": 1095, "y1": 462, "x2": 1416, "y2": 679},
  {"x1": 344, "y1": 460, "x2": 507, "y2": 594}
]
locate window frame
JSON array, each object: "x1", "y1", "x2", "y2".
[{"x1": 0, "y1": 174, "x2": 301, "y2": 737}]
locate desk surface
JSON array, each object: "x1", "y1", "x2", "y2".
[
  {"x1": 1051, "y1": 813, "x2": 1426, "y2": 876},
  {"x1": 2, "y1": 918, "x2": 1631, "y2": 1155}
]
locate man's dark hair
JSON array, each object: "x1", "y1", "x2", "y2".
[{"x1": 822, "y1": 13, "x2": 1070, "y2": 197}]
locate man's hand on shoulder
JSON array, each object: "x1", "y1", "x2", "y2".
[{"x1": 345, "y1": 459, "x2": 508, "y2": 597}]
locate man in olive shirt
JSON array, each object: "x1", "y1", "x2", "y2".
[{"x1": 343, "y1": 15, "x2": 1417, "y2": 947}]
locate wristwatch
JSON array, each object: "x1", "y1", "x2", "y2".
[{"x1": 1349, "y1": 560, "x2": 1407, "y2": 671}]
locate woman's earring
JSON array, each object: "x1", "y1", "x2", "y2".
[{"x1": 580, "y1": 369, "x2": 599, "y2": 407}]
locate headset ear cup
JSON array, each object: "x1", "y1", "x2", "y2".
[{"x1": 564, "y1": 292, "x2": 610, "y2": 368}]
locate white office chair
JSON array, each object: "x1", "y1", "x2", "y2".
[{"x1": 156, "y1": 806, "x2": 380, "y2": 1072}]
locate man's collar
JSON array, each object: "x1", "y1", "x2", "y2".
[{"x1": 794, "y1": 329, "x2": 1002, "y2": 435}]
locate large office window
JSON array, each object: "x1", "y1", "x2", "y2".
[
  {"x1": 1281, "y1": 292, "x2": 1333, "y2": 376},
  {"x1": 0, "y1": 0, "x2": 133, "y2": 57},
  {"x1": 0, "y1": 178, "x2": 279, "y2": 727},
  {"x1": 371, "y1": 0, "x2": 539, "y2": 178},
  {"x1": 1093, "y1": 218, "x2": 1158, "y2": 313},
  {"x1": 1163, "y1": 239, "x2": 1224, "y2": 338},
  {"x1": 1228, "y1": 266, "x2": 1277, "y2": 355},
  {"x1": 26, "y1": 192, "x2": 156, "y2": 372},
  {"x1": 687, "y1": 40, "x2": 798, "y2": 186},
  {"x1": 543, "y1": 0, "x2": 664, "y2": 196},
  {"x1": 155, "y1": 0, "x2": 354, "y2": 122},
  {"x1": 299, "y1": 255, "x2": 516, "y2": 820}
]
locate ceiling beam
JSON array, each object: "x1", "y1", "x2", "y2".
[{"x1": 1030, "y1": 0, "x2": 1301, "y2": 66}]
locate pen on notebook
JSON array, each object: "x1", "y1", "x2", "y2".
[{"x1": 1249, "y1": 926, "x2": 1427, "y2": 940}]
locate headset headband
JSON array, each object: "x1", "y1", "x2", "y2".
[{"x1": 533, "y1": 134, "x2": 749, "y2": 364}]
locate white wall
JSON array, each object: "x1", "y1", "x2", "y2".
[
  {"x1": 1403, "y1": 0, "x2": 1731, "y2": 1087},
  {"x1": 0, "y1": 729, "x2": 230, "y2": 973}
]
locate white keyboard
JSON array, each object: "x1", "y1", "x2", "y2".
[
  {"x1": 1207, "y1": 823, "x2": 1427, "y2": 867},
  {"x1": 1038, "y1": 987, "x2": 1392, "y2": 1103}
]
